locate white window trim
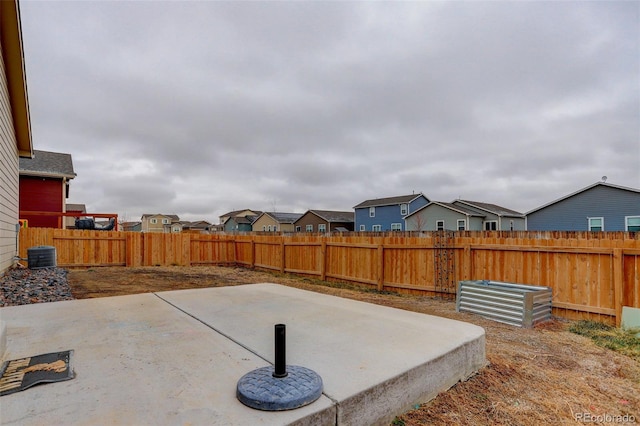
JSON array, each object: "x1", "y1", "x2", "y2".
[
  {"x1": 436, "y1": 220, "x2": 445, "y2": 231},
  {"x1": 372, "y1": 224, "x2": 382, "y2": 231},
  {"x1": 306, "y1": 224, "x2": 313, "y2": 232},
  {"x1": 318, "y1": 224, "x2": 326, "y2": 232},
  {"x1": 150, "y1": 218, "x2": 157, "y2": 224},
  {"x1": 625, "y1": 215, "x2": 640, "y2": 231},
  {"x1": 588, "y1": 217, "x2": 604, "y2": 231},
  {"x1": 162, "y1": 218, "x2": 170, "y2": 224},
  {"x1": 295, "y1": 226, "x2": 301, "y2": 232},
  {"x1": 457, "y1": 219, "x2": 466, "y2": 231},
  {"x1": 359, "y1": 224, "x2": 365, "y2": 231},
  {"x1": 369, "y1": 207, "x2": 375, "y2": 217},
  {"x1": 400, "y1": 204, "x2": 408, "y2": 216},
  {"x1": 391, "y1": 223, "x2": 402, "y2": 231}
]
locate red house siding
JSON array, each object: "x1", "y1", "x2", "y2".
[{"x1": 19, "y1": 176, "x2": 63, "y2": 228}]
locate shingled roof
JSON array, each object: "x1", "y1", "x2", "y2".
[
  {"x1": 354, "y1": 193, "x2": 427, "y2": 209},
  {"x1": 455, "y1": 200, "x2": 524, "y2": 217},
  {"x1": 19, "y1": 150, "x2": 76, "y2": 179},
  {"x1": 262, "y1": 212, "x2": 303, "y2": 224},
  {"x1": 307, "y1": 210, "x2": 354, "y2": 222}
]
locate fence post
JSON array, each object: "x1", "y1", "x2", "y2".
[
  {"x1": 613, "y1": 248, "x2": 623, "y2": 327},
  {"x1": 250, "y1": 240, "x2": 255, "y2": 268},
  {"x1": 377, "y1": 244, "x2": 384, "y2": 291}
]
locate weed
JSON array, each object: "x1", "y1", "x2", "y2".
[
  {"x1": 392, "y1": 417, "x2": 405, "y2": 426},
  {"x1": 569, "y1": 320, "x2": 640, "y2": 361}
]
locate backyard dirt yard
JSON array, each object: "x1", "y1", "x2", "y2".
[{"x1": 68, "y1": 266, "x2": 640, "y2": 425}]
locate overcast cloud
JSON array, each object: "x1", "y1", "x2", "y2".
[{"x1": 19, "y1": 1, "x2": 639, "y2": 223}]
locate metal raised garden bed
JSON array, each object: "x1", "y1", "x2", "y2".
[{"x1": 456, "y1": 280, "x2": 553, "y2": 327}]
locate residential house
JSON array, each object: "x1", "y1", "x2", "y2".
[
  {"x1": 141, "y1": 214, "x2": 180, "y2": 233},
  {"x1": 18, "y1": 150, "x2": 76, "y2": 228},
  {"x1": 405, "y1": 202, "x2": 485, "y2": 231},
  {"x1": 252, "y1": 212, "x2": 303, "y2": 232},
  {"x1": 526, "y1": 181, "x2": 640, "y2": 231},
  {"x1": 120, "y1": 221, "x2": 142, "y2": 232},
  {"x1": 294, "y1": 210, "x2": 354, "y2": 233},
  {"x1": 224, "y1": 215, "x2": 258, "y2": 232},
  {"x1": 404, "y1": 200, "x2": 524, "y2": 231},
  {"x1": 452, "y1": 200, "x2": 525, "y2": 231},
  {"x1": 65, "y1": 203, "x2": 86, "y2": 228},
  {"x1": 219, "y1": 209, "x2": 261, "y2": 226},
  {"x1": 180, "y1": 220, "x2": 213, "y2": 233},
  {"x1": 354, "y1": 193, "x2": 429, "y2": 231},
  {"x1": 0, "y1": 0, "x2": 34, "y2": 272}
]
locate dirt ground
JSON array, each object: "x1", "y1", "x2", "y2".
[{"x1": 68, "y1": 266, "x2": 640, "y2": 425}]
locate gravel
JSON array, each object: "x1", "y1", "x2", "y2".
[{"x1": 0, "y1": 267, "x2": 74, "y2": 307}]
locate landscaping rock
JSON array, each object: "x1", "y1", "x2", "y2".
[{"x1": 0, "y1": 267, "x2": 74, "y2": 307}]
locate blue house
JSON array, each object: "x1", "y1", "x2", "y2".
[
  {"x1": 354, "y1": 193, "x2": 430, "y2": 231},
  {"x1": 526, "y1": 182, "x2": 640, "y2": 231}
]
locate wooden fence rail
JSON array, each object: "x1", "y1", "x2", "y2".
[{"x1": 18, "y1": 228, "x2": 640, "y2": 325}]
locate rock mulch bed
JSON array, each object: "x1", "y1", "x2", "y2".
[{"x1": 0, "y1": 267, "x2": 74, "y2": 307}]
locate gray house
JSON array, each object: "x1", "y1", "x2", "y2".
[
  {"x1": 526, "y1": 182, "x2": 640, "y2": 231},
  {"x1": 405, "y1": 200, "x2": 525, "y2": 231}
]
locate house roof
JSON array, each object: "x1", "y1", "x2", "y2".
[
  {"x1": 406, "y1": 201, "x2": 484, "y2": 218},
  {"x1": 120, "y1": 221, "x2": 141, "y2": 227},
  {"x1": 141, "y1": 214, "x2": 180, "y2": 221},
  {"x1": 232, "y1": 216, "x2": 258, "y2": 225},
  {"x1": 307, "y1": 210, "x2": 354, "y2": 223},
  {"x1": 261, "y1": 212, "x2": 303, "y2": 224},
  {"x1": 353, "y1": 193, "x2": 427, "y2": 209},
  {"x1": 525, "y1": 181, "x2": 640, "y2": 215},
  {"x1": 181, "y1": 220, "x2": 212, "y2": 229},
  {"x1": 19, "y1": 150, "x2": 76, "y2": 179},
  {"x1": 455, "y1": 200, "x2": 524, "y2": 217},
  {"x1": 219, "y1": 209, "x2": 260, "y2": 218},
  {"x1": 1, "y1": 0, "x2": 33, "y2": 158}
]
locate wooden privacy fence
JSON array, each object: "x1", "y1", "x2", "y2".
[{"x1": 18, "y1": 228, "x2": 640, "y2": 325}]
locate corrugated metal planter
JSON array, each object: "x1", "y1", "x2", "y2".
[{"x1": 456, "y1": 280, "x2": 552, "y2": 327}]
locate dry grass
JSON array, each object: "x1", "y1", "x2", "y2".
[{"x1": 67, "y1": 266, "x2": 640, "y2": 425}]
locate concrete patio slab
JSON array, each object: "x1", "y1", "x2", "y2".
[{"x1": 1, "y1": 284, "x2": 485, "y2": 425}]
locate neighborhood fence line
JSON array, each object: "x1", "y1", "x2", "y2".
[{"x1": 17, "y1": 228, "x2": 640, "y2": 325}]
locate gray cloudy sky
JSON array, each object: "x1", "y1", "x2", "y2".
[{"x1": 19, "y1": 1, "x2": 639, "y2": 223}]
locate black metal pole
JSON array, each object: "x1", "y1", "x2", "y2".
[{"x1": 273, "y1": 324, "x2": 288, "y2": 378}]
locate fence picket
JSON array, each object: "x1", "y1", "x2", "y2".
[{"x1": 17, "y1": 228, "x2": 640, "y2": 324}]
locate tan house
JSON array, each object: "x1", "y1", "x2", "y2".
[
  {"x1": 0, "y1": 0, "x2": 34, "y2": 272},
  {"x1": 294, "y1": 210, "x2": 354, "y2": 233},
  {"x1": 219, "y1": 209, "x2": 261, "y2": 226},
  {"x1": 140, "y1": 214, "x2": 180, "y2": 233},
  {"x1": 252, "y1": 212, "x2": 303, "y2": 232},
  {"x1": 65, "y1": 203, "x2": 86, "y2": 229}
]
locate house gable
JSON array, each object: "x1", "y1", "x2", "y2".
[
  {"x1": 405, "y1": 202, "x2": 485, "y2": 231},
  {"x1": 141, "y1": 214, "x2": 180, "y2": 233},
  {"x1": 526, "y1": 182, "x2": 640, "y2": 231},
  {"x1": 294, "y1": 210, "x2": 355, "y2": 232},
  {"x1": 354, "y1": 193, "x2": 429, "y2": 231}
]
